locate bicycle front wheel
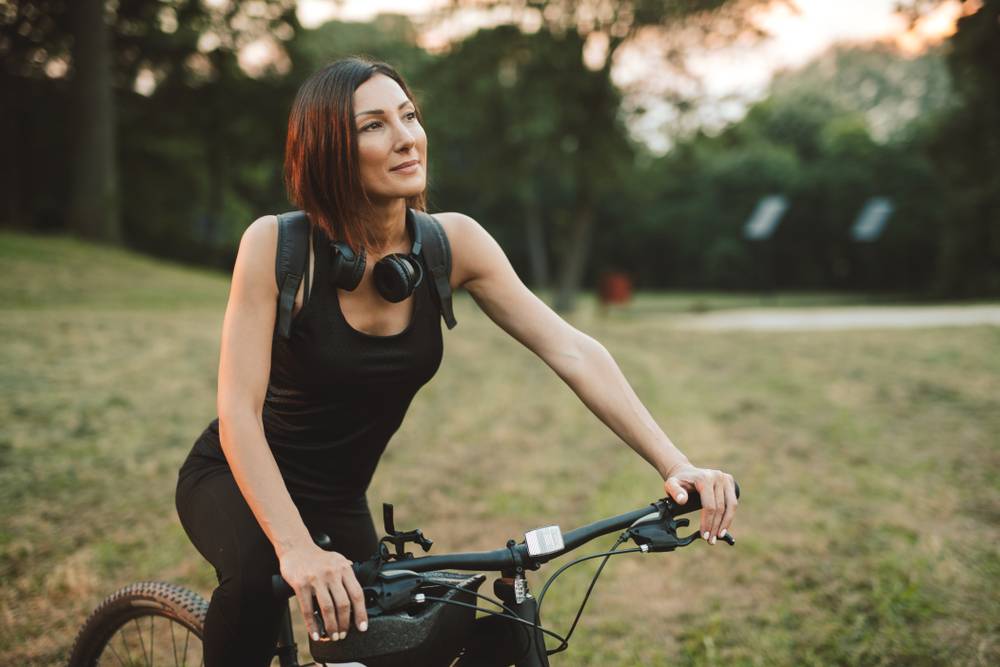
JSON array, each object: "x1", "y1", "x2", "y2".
[{"x1": 68, "y1": 581, "x2": 208, "y2": 667}]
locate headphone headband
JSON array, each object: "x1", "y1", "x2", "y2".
[{"x1": 406, "y1": 207, "x2": 423, "y2": 258}]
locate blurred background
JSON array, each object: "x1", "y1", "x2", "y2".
[
  {"x1": 1, "y1": 1, "x2": 998, "y2": 665},
  {"x1": 3, "y1": 0, "x2": 998, "y2": 305}
]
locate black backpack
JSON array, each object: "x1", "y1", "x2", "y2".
[{"x1": 273, "y1": 209, "x2": 457, "y2": 338}]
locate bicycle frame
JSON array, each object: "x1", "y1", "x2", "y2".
[
  {"x1": 268, "y1": 588, "x2": 549, "y2": 667},
  {"x1": 274, "y1": 605, "x2": 301, "y2": 666}
]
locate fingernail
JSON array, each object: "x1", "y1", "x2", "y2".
[
  {"x1": 703, "y1": 531, "x2": 710, "y2": 540},
  {"x1": 710, "y1": 535, "x2": 717, "y2": 545},
  {"x1": 311, "y1": 631, "x2": 319, "y2": 641},
  {"x1": 331, "y1": 632, "x2": 339, "y2": 642},
  {"x1": 720, "y1": 529, "x2": 727, "y2": 538},
  {"x1": 360, "y1": 621, "x2": 368, "y2": 632},
  {"x1": 339, "y1": 631, "x2": 347, "y2": 640}
]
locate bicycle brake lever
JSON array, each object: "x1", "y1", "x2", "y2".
[
  {"x1": 675, "y1": 530, "x2": 701, "y2": 547},
  {"x1": 688, "y1": 530, "x2": 736, "y2": 546},
  {"x1": 628, "y1": 518, "x2": 689, "y2": 552},
  {"x1": 628, "y1": 516, "x2": 735, "y2": 551}
]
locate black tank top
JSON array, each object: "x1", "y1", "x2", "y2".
[{"x1": 188, "y1": 224, "x2": 444, "y2": 511}]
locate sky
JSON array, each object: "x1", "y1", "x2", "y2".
[
  {"x1": 297, "y1": 0, "x2": 967, "y2": 70},
  {"x1": 294, "y1": 0, "x2": 968, "y2": 150}
]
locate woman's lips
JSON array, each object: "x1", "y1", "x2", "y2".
[{"x1": 390, "y1": 160, "x2": 420, "y2": 173}]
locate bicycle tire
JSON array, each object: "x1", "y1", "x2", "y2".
[{"x1": 68, "y1": 581, "x2": 208, "y2": 667}]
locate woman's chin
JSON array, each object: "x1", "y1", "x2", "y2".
[{"x1": 374, "y1": 181, "x2": 426, "y2": 201}]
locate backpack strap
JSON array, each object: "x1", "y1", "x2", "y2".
[
  {"x1": 274, "y1": 210, "x2": 310, "y2": 339},
  {"x1": 411, "y1": 209, "x2": 457, "y2": 329}
]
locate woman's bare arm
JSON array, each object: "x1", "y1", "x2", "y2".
[
  {"x1": 215, "y1": 216, "x2": 367, "y2": 640},
  {"x1": 216, "y1": 216, "x2": 312, "y2": 556},
  {"x1": 437, "y1": 212, "x2": 738, "y2": 542}
]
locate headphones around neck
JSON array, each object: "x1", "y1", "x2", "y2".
[{"x1": 328, "y1": 208, "x2": 425, "y2": 303}]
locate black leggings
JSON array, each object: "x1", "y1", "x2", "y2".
[{"x1": 175, "y1": 456, "x2": 378, "y2": 667}]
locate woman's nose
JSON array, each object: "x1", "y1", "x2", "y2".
[{"x1": 393, "y1": 124, "x2": 415, "y2": 151}]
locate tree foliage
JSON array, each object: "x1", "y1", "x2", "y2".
[
  {"x1": 0, "y1": 1, "x2": 995, "y2": 297},
  {"x1": 420, "y1": 24, "x2": 632, "y2": 296},
  {"x1": 919, "y1": 0, "x2": 1000, "y2": 295},
  {"x1": 595, "y1": 42, "x2": 951, "y2": 292}
]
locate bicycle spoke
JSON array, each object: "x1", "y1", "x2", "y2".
[
  {"x1": 120, "y1": 626, "x2": 135, "y2": 665},
  {"x1": 170, "y1": 617, "x2": 180, "y2": 667},
  {"x1": 133, "y1": 618, "x2": 150, "y2": 666},
  {"x1": 182, "y1": 628, "x2": 191, "y2": 667},
  {"x1": 105, "y1": 636, "x2": 127, "y2": 667}
]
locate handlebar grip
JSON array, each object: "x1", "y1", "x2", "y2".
[{"x1": 666, "y1": 481, "x2": 740, "y2": 516}]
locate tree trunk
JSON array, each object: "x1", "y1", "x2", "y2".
[
  {"x1": 553, "y1": 202, "x2": 595, "y2": 313},
  {"x1": 204, "y1": 129, "x2": 225, "y2": 245},
  {"x1": 67, "y1": 0, "x2": 119, "y2": 241},
  {"x1": 0, "y1": 73, "x2": 22, "y2": 226},
  {"x1": 524, "y1": 202, "x2": 549, "y2": 290}
]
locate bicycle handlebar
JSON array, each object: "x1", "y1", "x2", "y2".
[{"x1": 272, "y1": 484, "x2": 738, "y2": 599}]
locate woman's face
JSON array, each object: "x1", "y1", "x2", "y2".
[{"x1": 353, "y1": 73, "x2": 427, "y2": 203}]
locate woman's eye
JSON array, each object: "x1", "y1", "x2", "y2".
[
  {"x1": 404, "y1": 111, "x2": 418, "y2": 121},
  {"x1": 361, "y1": 121, "x2": 382, "y2": 132}
]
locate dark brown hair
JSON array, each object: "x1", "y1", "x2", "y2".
[{"x1": 283, "y1": 57, "x2": 426, "y2": 253}]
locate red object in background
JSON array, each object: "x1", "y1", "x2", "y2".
[{"x1": 598, "y1": 271, "x2": 632, "y2": 305}]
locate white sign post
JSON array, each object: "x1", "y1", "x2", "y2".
[
  {"x1": 743, "y1": 195, "x2": 789, "y2": 241},
  {"x1": 851, "y1": 197, "x2": 894, "y2": 242},
  {"x1": 743, "y1": 195, "x2": 789, "y2": 299}
]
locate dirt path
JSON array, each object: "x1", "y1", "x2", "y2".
[{"x1": 670, "y1": 304, "x2": 1000, "y2": 332}]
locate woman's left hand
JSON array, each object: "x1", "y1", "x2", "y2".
[{"x1": 662, "y1": 463, "x2": 738, "y2": 545}]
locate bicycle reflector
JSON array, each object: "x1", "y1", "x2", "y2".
[{"x1": 525, "y1": 525, "x2": 564, "y2": 557}]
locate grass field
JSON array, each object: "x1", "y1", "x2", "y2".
[{"x1": 1, "y1": 230, "x2": 998, "y2": 665}]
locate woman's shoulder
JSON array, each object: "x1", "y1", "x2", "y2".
[
  {"x1": 243, "y1": 214, "x2": 279, "y2": 248},
  {"x1": 429, "y1": 211, "x2": 505, "y2": 288},
  {"x1": 428, "y1": 210, "x2": 483, "y2": 258},
  {"x1": 429, "y1": 210, "x2": 474, "y2": 236},
  {"x1": 230, "y1": 215, "x2": 280, "y2": 292},
  {"x1": 429, "y1": 211, "x2": 493, "y2": 253}
]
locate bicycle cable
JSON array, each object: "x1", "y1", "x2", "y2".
[
  {"x1": 536, "y1": 535, "x2": 636, "y2": 660},
  {"x1": 393, "y1": 534, "x2": 642, "y2": 663},
  {"x1": 421, "y1": 579, "x2": 561, "y2": 648},
  {"x1": 417, "y1": 595, "x2": 567, "y2": 644}
]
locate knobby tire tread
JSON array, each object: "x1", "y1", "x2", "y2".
[{"x1": 67, "y1": 581, "x2": 208, "y2": 667}]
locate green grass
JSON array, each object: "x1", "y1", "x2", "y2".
[{"x1": 1, "y1": 230, "x2": 998, "y2": 665}]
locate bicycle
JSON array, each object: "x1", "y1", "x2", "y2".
[{"x1": 68, "y1": 485, "x2": 738, "y2": 666}]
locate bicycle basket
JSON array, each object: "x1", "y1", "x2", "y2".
[{"x1": 309, "y1": 571, "x2": 486, "y2": 667}]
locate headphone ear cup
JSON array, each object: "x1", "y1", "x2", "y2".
[
  {"x1": 406, "y1": 253, "x2": 425, "y2": 289},
  {"x1": 330, "y1": 243, "x2": 365, "y2": 291},
  {"x1": 374, "y1": 254, "x2": 423, "y2": 303},
  {"x1": 373, "y1": 255, "x2": 411, "y2": 303}
]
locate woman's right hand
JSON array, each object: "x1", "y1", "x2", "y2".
[{"x1": 279, "y1": 545, "x2": 368, "y2": 641}]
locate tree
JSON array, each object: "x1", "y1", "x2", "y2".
[
  {"x1": 421, "y1": 25, "x2": 633, "y2": 297},
  {"x1": 67, "y1": 0, "x2": 118, "y2": 241},
  {"x1": 923, "y1": 0, "x2": 1000, "y2": 295},
  {"x1": 439, "y1": 0, "x2": 778, "y2": 310},
  {"x1": 768, "y1": 43, "x2": 952, "y2": 143},
  {"x1": 1, "y1": 0, "x2": 299, "y2": 242}
]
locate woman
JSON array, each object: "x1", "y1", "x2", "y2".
[{"x1": 175, "y1": 57, "x2": 738, "y2": 666}]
